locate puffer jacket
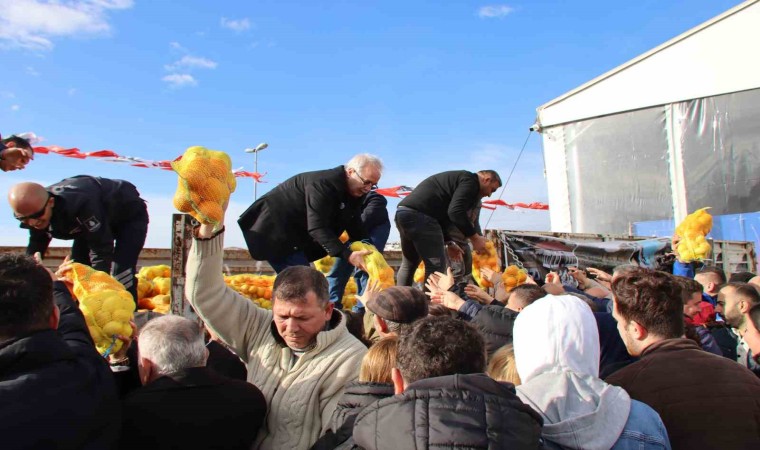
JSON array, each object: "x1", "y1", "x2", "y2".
[
  {"x1": 352, "y1": 373, "x2": 543, "y2": 449},
  {"x1": 469, "y1": 304, "x2": 518, "y2": 357},
  {"x1": 311, "y1": 382, "x2": 394, "y2": 450}
]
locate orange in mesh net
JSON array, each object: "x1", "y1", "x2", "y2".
[
  {"x1": 172, "y1": 146, "x2": 237, "y2": 226},
  {"x1": 64, "y1": 263, "x2": 135, "y2": 355}
]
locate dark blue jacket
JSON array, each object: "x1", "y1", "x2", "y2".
[{"x1": 0, "y1": 282, "x2": 120, "y2": 450}]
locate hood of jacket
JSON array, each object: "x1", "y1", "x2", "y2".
[{"x1": 513, "y1": 295, "x2": 631, "y2": 450}]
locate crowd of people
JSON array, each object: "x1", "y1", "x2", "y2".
[{"x1": 2, "y1": 149, "x2": 760, "y2": 449}]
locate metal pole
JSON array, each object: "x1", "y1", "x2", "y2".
[{"x1": 254, "y1": 150, "x2": 259, "y2": 201}]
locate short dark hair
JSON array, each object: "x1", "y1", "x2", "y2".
[
  {"x1": 1, "y1": 135, "x2": 34, "y2": 153},
  {"x1": 722, "y1": 282, "x2": 760, "y2": 306},
  {"x1": 477, "y1": 170, "x2": 502, "y2": 185},
  {"x1": 673, "y1": 276, "x2": 703, "y2": 300},
  {"x1": 697, "y1": 266, "x2": 727, "y2": 285},
  {"x1": 272, "y1": 266, "x2": 329, "y2": 306},
  {"x1": 396, "y1": 316, "x2": 486, "y2": 384},
  {"x1": 509, "y1": 284, "x2": 545, "y2": 307},
  {"x1": 611, "y1": 268, "x2": 684, "y2": 339},
  {"x1": 427, "y1": 303, "x2": 458, "y2": 318},
  {"x1": 0, "y1": 253, "x2": 54, "y2": 339},
  {"x1": 729, "y1": 271, "x2": 756, "y2": 283}
]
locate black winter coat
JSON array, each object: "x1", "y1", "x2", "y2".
[
  {"x1": 311, "y1": 382, "x2": 394, "y2": 450},
  {"x1": 469, "y1": 305, "x2": 519, "y2": 358},
  {"x1": 0, "y1": 282, "x2": 120, "y2": 450},
  {"x1": 119, "y1": 367, "x2": 267, "y2": 450},
  {"x1": 352, "y1": 373, "x2": 543, "y2": 450},
  {"x1": 238, "y1": 166, "x2": 368, "y2": 261}
]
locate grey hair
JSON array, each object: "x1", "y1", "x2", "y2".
[
  {"x1": 384, "y1": 319, "x2": 413, "y2": 336},
  {"x1": 346, "y1": 153, "x2": 384, "y2": 175},
  {"x1": 138, "y1": 315, "x2": 208, "y2": 376}
]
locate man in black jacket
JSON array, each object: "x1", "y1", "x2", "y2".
[
  {"x1": 120, "y1": 315, "x2": 267, "y2": 450},
  {"x1": 8, "y1": 175, "x2": 149, "y2": 301},
  {"x1": 0, "y1": 253, "x2": 120, "y2": 450},
  {"x1": 239, "y1": 153, "x2": 384, "y2": 273},
  {"x1": 396, "y1": 170, "x2": 501, "y2": 287},
  {"x1": 352, "y1": 315, "x2": 542, "y2": 449}
]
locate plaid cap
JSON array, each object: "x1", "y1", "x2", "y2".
[{"x1": 366, "y1": 286, "x2": 429, "y2": 324}]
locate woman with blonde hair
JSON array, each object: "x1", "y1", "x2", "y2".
[
  {"x1": 487, "y1": 343, "x2": 521, "y2": 386},
  {"x1": 311, "y1": 337, "x2": 398, "y2": 450}
]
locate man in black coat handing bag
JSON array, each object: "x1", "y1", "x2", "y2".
[{"x1": 238, "y1": 154, "x2": 384, "y2": 273}]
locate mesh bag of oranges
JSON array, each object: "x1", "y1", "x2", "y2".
[
  {"x1": 413, "y1": 262, "x2": 426, "y2": 284},
  {"x1": 675, "y1": 207, "x2": 713, "y2": 262},
  {"x1": 501, "y1": 265, "x2": 529, "y2": 292},
  {"x1": 136, "y1": 265, "x2": 171, "y2": 313},
  {"x1": 349, "y1": 241, "x2": 395, "y2": 289},
  {"x1": 224, "y1": 273, "x2": 274, "y2": 309},
  {"x1": 472, "y1": 241, "x2": 500, "y2": 288},
  {"x1": 314, "y1": 256, "x2": 335, "y2": 274},
  {"x1": 63, "y1": 263, "x2": 135, "y2": 355},
  {"x1": 172, "y1": 146, "x2": 236, "y2": 227}
]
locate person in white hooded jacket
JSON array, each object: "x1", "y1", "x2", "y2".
[{"x1": 512, "y1": 294, "x2": 671, "y2": 450}]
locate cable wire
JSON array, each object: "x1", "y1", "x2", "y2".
[{"x1": 484, "y1": 130, "x2": 534, "y2": 229}]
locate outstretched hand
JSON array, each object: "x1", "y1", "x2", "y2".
[
  {"x1": 464, "y1": 283, "x2": 494, "y2": 304},
  {"x1": 426, "y1": 267, "x2": 455, "y2": 293},
  {"x1": 426, "y1": 290, "x2": 465, "y2": 311}
]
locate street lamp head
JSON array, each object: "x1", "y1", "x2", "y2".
[{"x1": 245, "y1": 142, "x2": 269, "y2": 153}]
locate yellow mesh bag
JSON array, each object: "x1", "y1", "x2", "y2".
[
  {"x1": 172, "y1": 146, "x2": 236, "y2": 226},
  {"x1": 501, "y1": 265, "x2": 529, "y2": 292},
  {"x1": 472, "y1": 241, "x2": 500, "y2": 288},
  {"x1": 675, "y1": 207, "x2": 713, "y2": 262},
  {"x1": 314, "y1": 256, "x2": 335, "y2": 274},
  {"x1": 413, "y1": 262, "x2": 426, "y2": 284},
  {"x1": 349, "y1": 241, "x2": 395, "y2": 289},
  {"x1": 65, "y1": 263, "x2": 135, "y2": 355}
]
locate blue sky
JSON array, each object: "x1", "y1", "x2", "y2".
[{"x1": 0, "y1": 0, "x2": 743, "y2": 249}]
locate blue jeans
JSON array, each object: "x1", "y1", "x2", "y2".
[
  {"x1": 327, "y1": 222, "x2": 391, "y2": 311},
  {"x1": 268, "y1": 251, "x2": 310, "y2": 274}
]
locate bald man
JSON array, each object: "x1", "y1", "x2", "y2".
[{"x1": 8, "y1": 175, "x2": 149, "y2": 302}]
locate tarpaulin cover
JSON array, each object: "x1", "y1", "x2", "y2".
[{"x1": 496, "y1": 231, "x2": 670, "y2": 284}]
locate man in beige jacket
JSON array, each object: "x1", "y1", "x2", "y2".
[{"x1": 187, "y1": 216, "x2": 367, "y2": 450}]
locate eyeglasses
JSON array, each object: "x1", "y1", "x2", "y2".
[
  {"x1": 354, "y1": 171, "x2": 378, "y2": 190},
  {"x1": 15, "y1": 193, "x2": 50, "y2": 222}
]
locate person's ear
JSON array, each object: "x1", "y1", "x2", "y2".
[
  {"x1": 631, "y1": 320, "x2": 647, "y2": 341},
  {"x1": 138, "y1": 357, "x2": 154, "y2": 385},
  {"x1": 48, "y1": 304, "x2": 60, "y2": 330},
  {"x1": 374, "y1": 315, "x2": 389, "y2": 333},
  {"x1": 391, "y1": 367, "x2": 406, "y2": 394},
  {"x1": 324, "y1": 301, "x2": 334, "y2": 319}
]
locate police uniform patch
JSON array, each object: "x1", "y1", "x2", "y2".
[{"x1": 83, "y1": 216, "x2": 101, "y2": 232}]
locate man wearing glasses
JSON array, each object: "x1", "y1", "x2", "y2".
[
  {"x1": 7, "y1": 175, "x2": 149, "y2": 302},
  {"x1": 239, "y1": 153, "x2": 383, "y2": 274}
]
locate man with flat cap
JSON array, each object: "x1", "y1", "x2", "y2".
[
  {"x1": 7, "y1": 175, "x2": 149, "y2": 302},
  {"x1": 365, "y1": 286, "x2": 429, "y2": 340}
]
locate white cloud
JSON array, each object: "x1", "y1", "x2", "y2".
[
  {"x1": 68, "y1": 88, "x2": 77, "y2": 96},
  {"x1": 169, "y1": 41, "x2": 187, "y2": 52},
  {"x1": 477, "y1": 5, "x2": 514, "y2": 18},
  {"x1": 162, "y1": 73, "x2": 197, "y2": 88},
  {"x1": 165, "y1": 55, "x2": 218, "y2": 71},
  {"x1": 220, "y1": 17, "x2": 250, "y2": 32},
  {"x1": 10, "y1": 104, "x2": 20, "y2": 111},
  {"x1": 26, "y1": 66, "x2": 40, "y2": 76},
  {"x1": 0, "y1": 0, "x2": 134, "y2": 51}
]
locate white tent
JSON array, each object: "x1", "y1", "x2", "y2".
[{"x1": 536, "y1": 0, "x2": 760, "y2": 237}]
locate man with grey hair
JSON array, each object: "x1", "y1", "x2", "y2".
[
  {"x1": 239, "y1": 153, "x2": 383, "y2": 273},
  {"x1": 120, "y1": 315, "x2": 267, "y2": 450},
  {"x1": 188, "y1": 209, "x2": 368, "y2": 450}
]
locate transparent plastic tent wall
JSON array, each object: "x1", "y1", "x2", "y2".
[{"x1": 541, "y1": 87, "x2": 760, "y2": 242}]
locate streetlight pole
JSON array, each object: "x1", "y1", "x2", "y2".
[{"x1": 244, "y1": 142, "x2": 268, "y2": 201}]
